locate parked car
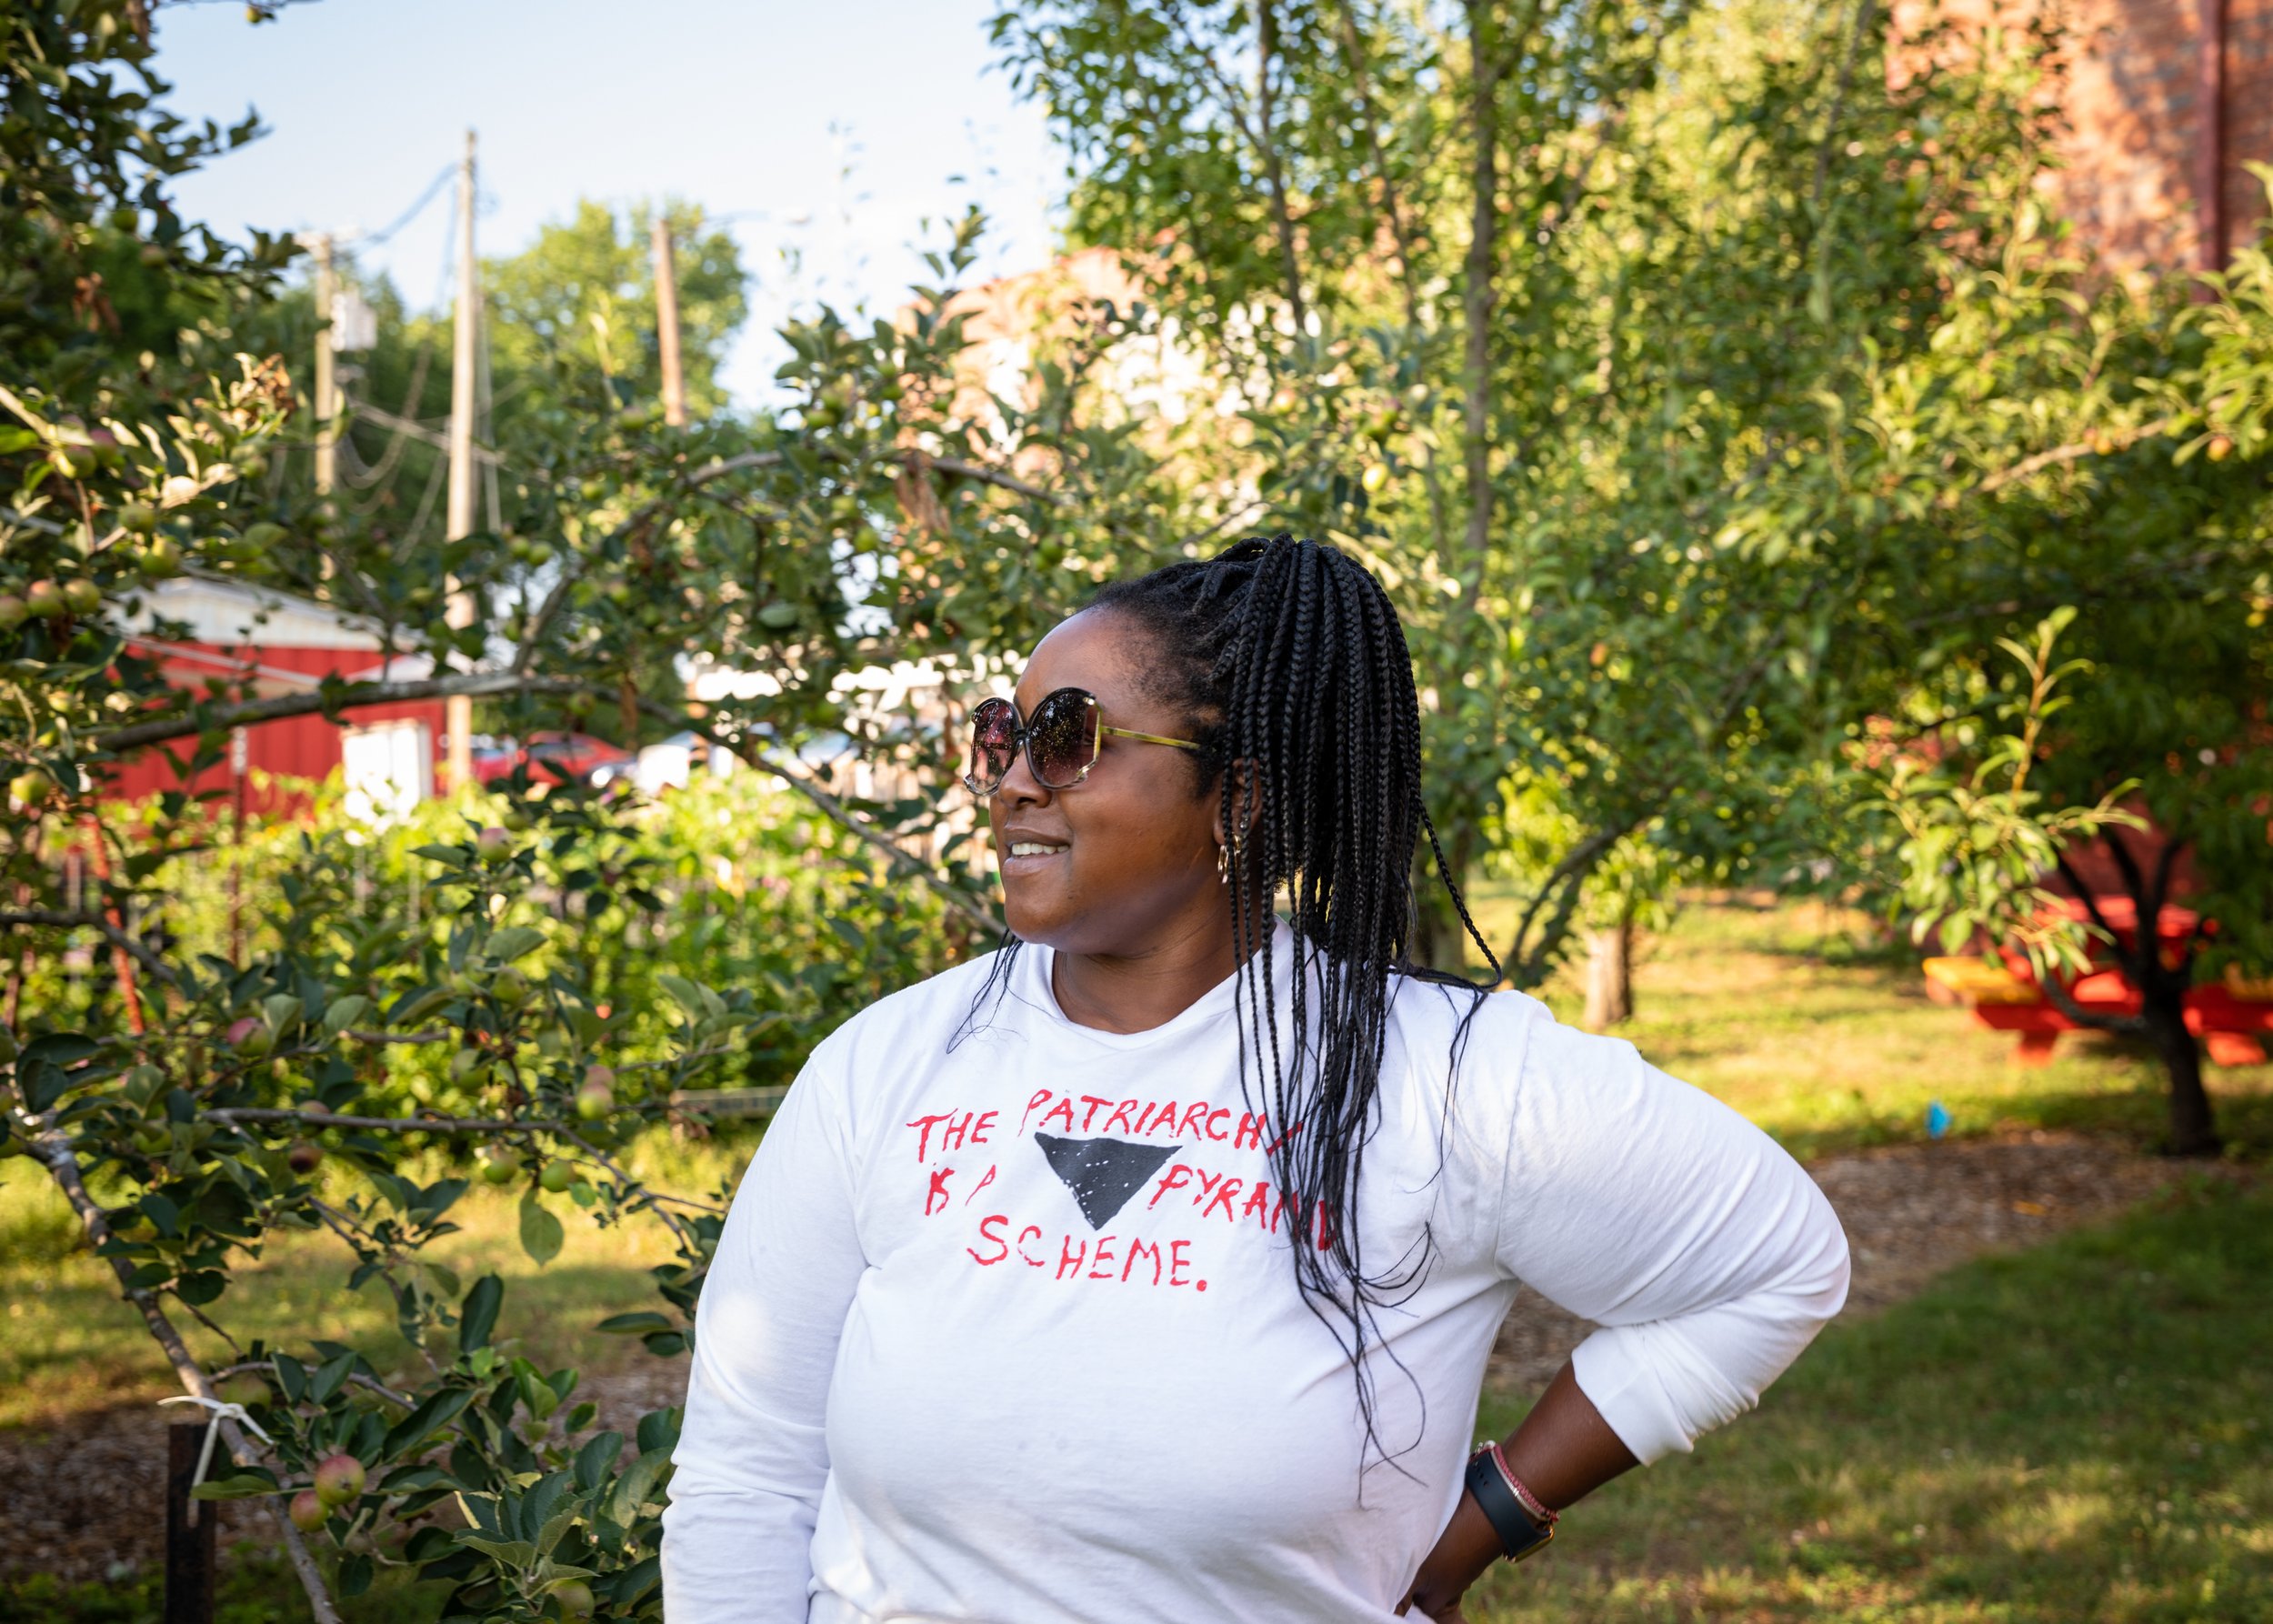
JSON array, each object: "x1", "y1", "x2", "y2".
[{"x1": 468, "y1": 731, "x2": 634, "y2": 787}]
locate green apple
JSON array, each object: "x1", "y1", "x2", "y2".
[
  {"x1": 241, "y1": 520, "x2": 286, "y2": 550},
  {"x1": 235, "y1": 1025, "x2": 273, "y2": 1060},
  {"x1": 0, "y1": 595, "x2": 26, "y2": 629},
  {"x1": 537, "y1": 1159, "x2": 576, "y2": 1194},
  {"x1": 478, "y1": 1146, "x2": 523, "y2": 1185},
  {"x1": 1360, "y1": 462, "x2": 1390, "y2": 495},
  {"x1": 286, "y1": 1142, "x2": 323, "y2": 1176},
  {"x1": 120, "y1": 503, "x2": 159, "y2": 534},
  {"x1": 25, "y1": 581, "x2": 65, "y2": 618},
  {"x1": 139, "y1": 536, "x2": 183, "y2": 577},
  {"x1": 61, "y1": 579, "x2": 101, "y2": 617},
  {"x1": 547, "y1": 1579, "x2": 595, "y2": 1619},
  {"x1": 474, "y1": 826, "x2": 511, "y2": 860},
  {"x1": 493, "y1": 968, "x2": 530, "y2": 1007},
  {"x1": 449, "y1": 1048, "x2": 486, "y2": 1082},
  {"x1": 8, "y1": 769, "x2": 54, "y2": 810}
]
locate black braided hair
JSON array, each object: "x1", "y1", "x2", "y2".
[{"x1": 956, "y1": 534, "x2": 1503, "y2": 1468}]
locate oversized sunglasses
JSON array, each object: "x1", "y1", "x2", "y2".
[{"x1": 962, "y1": 687, "x2": 1201, "y2": 796}]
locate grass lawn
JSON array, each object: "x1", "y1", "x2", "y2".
[
  {"x1": 0, "y1": 1132, "x2": 753, "y2": 1432},
  {"x1": 1468, "y1": 1172, "x2": 2273, "y2": 1623},
  {"x1": 5, "y1": 893, "x2": 2268, "y2": 1619},
  {"x1": 1459, "y1": 887, "x2": 2273, "y2": 1165}
]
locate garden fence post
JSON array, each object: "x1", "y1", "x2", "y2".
[{"x1": 165, "y1": 1419, "x2": 216, "y2": 1624}]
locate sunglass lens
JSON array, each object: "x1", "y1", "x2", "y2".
[
  {"x1": 967, "y1": 699, "x2": 1016, "y2": 792},
  {"x1": 1029, "y1": 690, "x2": 1097, "y2": 787}
]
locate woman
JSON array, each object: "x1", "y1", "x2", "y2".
[{"x1": 663, "y1": 536, "x2": 1849, "y2": 1622}]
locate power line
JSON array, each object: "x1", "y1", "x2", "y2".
[{"x1": 341, "y1": 162, "x2": 457, "y2": 251}]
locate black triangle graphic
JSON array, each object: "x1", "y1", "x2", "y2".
[{"x1": 1034, "y1": 1135, "x2": 1182, "y2": 1229}]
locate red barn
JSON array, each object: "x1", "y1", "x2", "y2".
[{"x1": 108, "y1": 575, "x2": 445, "y2": 819}]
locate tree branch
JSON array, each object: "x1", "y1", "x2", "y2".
[
  {"x1": 205, "y1": 1106, "x2": 575, "y2": 1135},
  {"x1": 1812, "y1": 0, "x2": 1880, "y2": 209},
  {"x1": 1941, "y1": 416, "x2": 2178, "y2": 506},
  {"x1": 1456, "y1": 0, "x2": 1535, "y2": 577},
  {"x1": 93, "y1": 667, "x2": 1004, "y2": 938},
  {"x1": 2035, "y1": 962, "x2": 2149, "y2": 1036},
  {"x1": 1497, "y1": 819, "x2": 1636, "y2": 988},
  {"x1": 17, "y1": 1118, "x2": 343, "y2": 1624},
  {"x1": 1331, "y1": 0, "x2": 1424, "y2": 331},
  {"x1": 1167, "y1": 7, "x2": 1308, "y2": 334},
  {"x1": 0, "y1": 908, "x2": 180, "y2": 987},
  {"x1": 213, "y1": 1358, "x2": 414, "y2": 1409},
  {"x1": 512, "y1": 446, "x2": 1058, "y2": 670},
  {"x1": 646, "y1": 696, "x2": 1006, "y2": 938},
  {"x1": 95, "y1": 672, "x2": 593, "y2": 755}
]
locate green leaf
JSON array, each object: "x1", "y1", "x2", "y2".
[
  {"x1": 389, "y1": 986, "x2": 451, "y2": 1028},
  {"x1": 174, "y1": 1270, "x2": 226, "y2": 1307},
  {"x1": 383, "y1": 1387, "x2": 474, "y2": 1459},
  {"x1": 654, "y1": 974, "x2": 708, "y2": 1025},
  {"x1": 573, "y1": 1431, "x2": 623, "y2": 1492},
  {"x1": 518, "y1": 1197, "x2": 564, "y2": 1268},
  {"x1": 454, "y1": 1534, "x2": 537, "y2": 1568},
  {"x1": 308, "y1": 1348, "x2": 358, "y2": 1405},
  {"x1": 603, "y1": 1448, "x2": 673, "y2": 1527},
  {"x1": 459, "y1": 1274, "x2": 504, "y2": 1355},
  {"x1": 595, "y1": 1311, "x2": 673, "y2": 1336},
  {"x1": 189, "y1": 1471, "x2": 279, "y2": 1500},
  {"x1": 488, "y1": 926, "x2": 545, "y2": 962},
  {"x1": 322, "y1": 995, "x2": 371, "y2": 1034},
  {"x1": 273, "y1": 1353, "x2": 308, "y2": 1405}
]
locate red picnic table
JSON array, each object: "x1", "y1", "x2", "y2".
[{"x1": 1922, "y1": 897, "x2": 2273, "y2": 1067}]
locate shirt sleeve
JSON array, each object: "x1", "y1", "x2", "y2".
[
  {"x1": 1492, "y1": 1009, "x2": 1851, "y2": 1465},
  {"x1": 663, "y1": 1041, "x2": 867, "y2": 1622}
]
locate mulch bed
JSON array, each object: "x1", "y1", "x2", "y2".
[
  {"x1": 4, "y1": 1130, "x2": 2256, "y2": 1591},
  {"x1": 1486, "y1": 1128, "x2": 2258, "y2": 1391}
]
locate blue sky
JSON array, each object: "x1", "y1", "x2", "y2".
[{"x1": 154, "y1": 0, "x2": 1063, "y2": 405}]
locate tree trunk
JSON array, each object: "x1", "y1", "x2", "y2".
[
  {"x1": 1410, "y1": 867, "x2": 1474, "y2": 976},
  {"x1": 2142, "y1": 979, "x2": 2221, "y2": 1157},
  {"x1": 1582, "y1": 919, "x2": 1634, "y2": 1029}
]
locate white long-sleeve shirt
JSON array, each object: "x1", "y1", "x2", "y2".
[{"x1": 663, "y1": 923, "x2": 1849, "y2": 1623}]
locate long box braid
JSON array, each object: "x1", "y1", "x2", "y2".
[{"x1": 962, "y1": 535, "x2": 1502, "y2": 1469}]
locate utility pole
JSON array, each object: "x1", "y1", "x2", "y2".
[
  {"x1": 652, "y1": 216, "x2": 687, "y2": 426},
  {"x1": 444, "y1": 128, "x2": 479, "y2": 791},
  {"x1": 310, "y1": 233, "x2": 337, "y2": 503}
]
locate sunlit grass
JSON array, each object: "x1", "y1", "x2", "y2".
[
  {"x1": 0, "y1": 1134, "x2": 755, "y2": 1430},
  {"x1": 1460, "y1": 887, "x2": 2273, "y2": 1164},
  {"x1": 1467, "y1": 1173, "x2": 2273, "y2": 1621}
]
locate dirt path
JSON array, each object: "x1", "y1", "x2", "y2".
[{"x1": 3, "y1": 1131, "x2": 2252, "y2": 1591}]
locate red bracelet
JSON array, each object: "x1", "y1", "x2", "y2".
[{"x1": 1482, "y1": 1441, "x2": 1557, "y2": 1528}]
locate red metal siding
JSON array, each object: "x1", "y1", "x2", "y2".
[{"x1": 102, "y1": 641, "x2": 445, "y2": 815}]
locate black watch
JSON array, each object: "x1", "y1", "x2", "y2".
[{"x1": 1464, "y1": 1447, "x2": 1557, "y2": 1563}]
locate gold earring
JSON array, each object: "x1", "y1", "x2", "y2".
[{"x1": 1217, "y1": 841, "x2": 1230, "y2": 884}]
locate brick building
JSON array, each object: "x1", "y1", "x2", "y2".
[{"x1": 1893, "y1": 0, "x2": 2271, "y2": 272}]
